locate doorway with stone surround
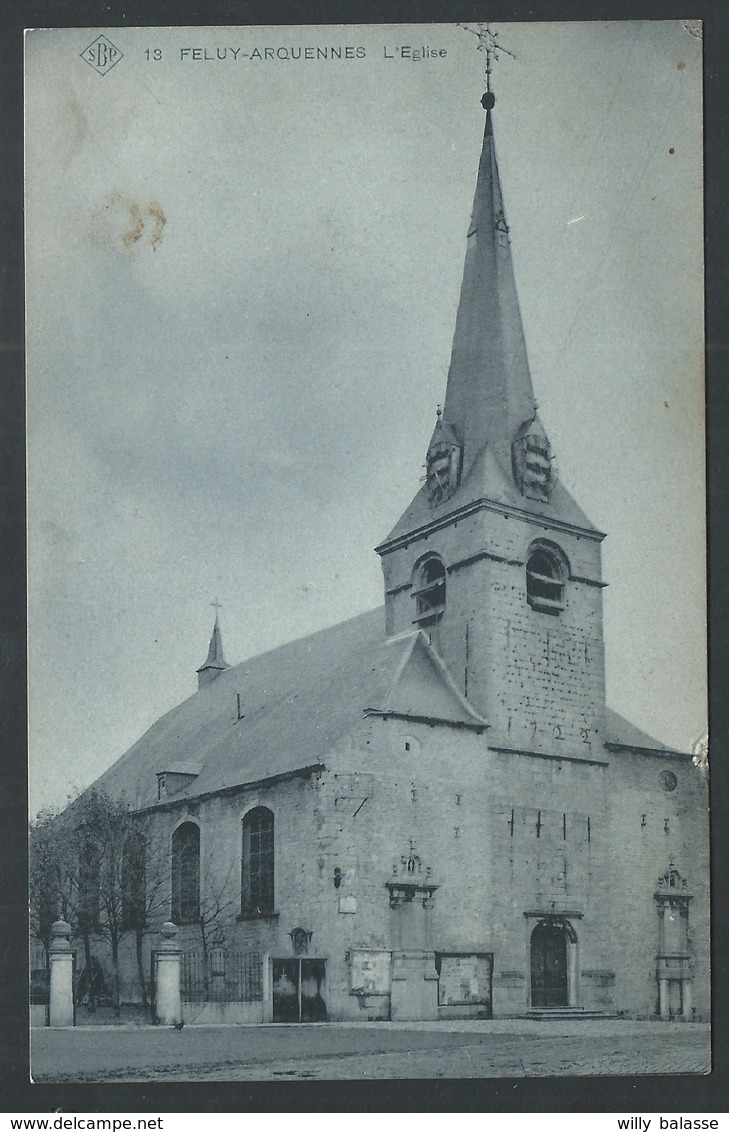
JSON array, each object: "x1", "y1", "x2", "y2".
[{"x1": 528, "y1": 916, "x2": 579, "y2": 1010}]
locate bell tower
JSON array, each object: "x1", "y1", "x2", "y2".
[{"x1": 376, "y1": 72, "x2": 607, "y2": 762}]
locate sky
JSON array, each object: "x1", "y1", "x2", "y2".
[{"x1": 25, "y1": 21, "x2": 705, "y2": 815}]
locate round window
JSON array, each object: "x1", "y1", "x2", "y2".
[{"x1": 660, "y1": 770, "x2": 677, "y2": 792}]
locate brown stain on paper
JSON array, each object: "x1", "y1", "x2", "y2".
[
  {"x1": 90, "y1": 193, "x2": 167, "y2": 254},
  {"x1": 121, "y1": 201, "x2": 145, "y2": 247}
]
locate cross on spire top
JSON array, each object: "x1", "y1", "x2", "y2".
[
  {"x1": 459, "y1": 23, "x2": 516, "y2": 97},
  {"x1": 210, "y1": 597, "x2": 223, "y2": 618}
]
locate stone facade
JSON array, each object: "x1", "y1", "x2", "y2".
[{"x1": 110, "y1": 709, "x2": 709, "y2": 1022}]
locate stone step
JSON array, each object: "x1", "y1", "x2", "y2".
[{"x1": 526, "y1": 1008, "x2": 614, "y2": 1020}]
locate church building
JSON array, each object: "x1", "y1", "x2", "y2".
[{"x1": 88, "y1": 85, "x2": 709, "y2": 1025}]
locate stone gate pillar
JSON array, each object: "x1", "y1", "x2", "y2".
[
  {"x1": 155, "y1": 922, "x2": 182, "y2": 1026},
  {"x1": 48, "y1": 920, "x2": 74, "y2": 1027}
]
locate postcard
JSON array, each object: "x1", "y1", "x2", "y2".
[{"x1": 25, "y1": 22, "x2": 708, "y2": 1082}]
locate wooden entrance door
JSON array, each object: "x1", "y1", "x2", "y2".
[
  {"x1": 272, "y1": 958, "x2": 327, "y2": 1022},
  {"x1": 530, "y1": 921, "x2": 568, "y2": 1008}
]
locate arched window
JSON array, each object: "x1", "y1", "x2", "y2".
[
  {"x1": 241, "y1": 807, "x2": 274, "y2": 916},
  {"x1": 526, "y1": 543, "x2": 567, "y2": 615},
  {"x1": 171, "y1": 822, "x2": 200, "y2": 924},
  {"x1": 412, "y1": 555, "x2": 446, "y2": 625}
]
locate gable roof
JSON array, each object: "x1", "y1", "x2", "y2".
[
  {"x1": 92, "y1": 608, "x2": 484, "y2": 811},
  {"x1": 88, "y1": 608, "x2": 679, "y2": 812},
  {"x1": 365, "y1": 631, "x2": 486, "y2": 728}
]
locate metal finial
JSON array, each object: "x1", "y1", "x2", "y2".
[
  {"x1": 211, "y1": 597, "x2": 223, "y2": 617},
  {"x1": 459, "y1": 23, "x2": 516, "y2": 98}
]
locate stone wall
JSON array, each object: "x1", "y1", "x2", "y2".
[
  {"x1": 380, "y1": 504, "x2": 606, "y2": 760},
  {"x1": 106, "y1": 716, "x2": 708, "y2": 1023}
]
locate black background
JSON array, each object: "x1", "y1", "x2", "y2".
[{"x1": 2, "y1": 0, "x2": 727, "y2": 1114}]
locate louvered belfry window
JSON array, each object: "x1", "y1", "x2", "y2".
[
  {"x1": 412, "y1": 555, "x2": 447, "y2": 625},
  {"x1": 523, "y1": 432, "x2": 552, "y2": 501},
  {"x1": 241, "y1": 807, "x2": 274, "y2": 915},
  {"x1": 526, "y1": 545, "x2": 566, "y2": 615},
  {"x1": 511, "y1": 418, "x2": 556, "y2": 503}
]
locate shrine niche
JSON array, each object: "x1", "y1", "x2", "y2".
[
  {"x1": 387, "y1": 850, "x2": 438, "y2": 951},
  {"x1": 654, "y1": 863, "x2": 693, "y2": 1019},
  {"x1": 289, "y1": 927, "x2": 313, "y2": 955}
]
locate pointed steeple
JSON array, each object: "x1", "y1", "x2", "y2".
[
  {"x1": 442, "y1": 104, "x2": 539, "y2": 481},
  {"x1": 197, "y1": 608, "x2": 229, "y2": 689}
]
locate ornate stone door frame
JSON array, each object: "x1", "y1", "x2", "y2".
[{"x1": 524, "y1": 910, "x2": 582, "y2": 1010}]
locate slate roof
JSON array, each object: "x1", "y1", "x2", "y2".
[
  {"x1": 604, "y1": 707, "x2": 681, "y2": 755},
  {"x1": 443, "y1": 109, "x2": 537, "y2": 481},
  {"x1": 378, "y1": 107, "x2": 604, "y2": 551},
  {"x1": 380, "y1": 440, "x2": 601, "y2": 549},
  {"x1": 197, "y1": 614, "x2": 228, "y2": 674},
  {"x1": 92, "y1": 618, "x2": 678, "y2": 813},
  {"x1": 94, "y1": 608, "x2": 485, "y2": 812}
]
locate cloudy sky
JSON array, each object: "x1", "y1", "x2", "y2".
[{"x1": 25, "y1": 21, "x2": 705, "y2": 815}]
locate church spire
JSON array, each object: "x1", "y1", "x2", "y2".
[
  {"x1": 441, "y1": 97, "x2": 539, "y2": 482},
  {"x1": 197, "y1": 600, "x2": 229, "y2": 689}
]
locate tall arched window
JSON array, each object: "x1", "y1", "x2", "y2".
[
  {"x1": 412, "y1": 554, "x2": 446, "y2": 625},
  {"x1": 171, "y1": 822, "x2": 200, "y2": 924},
  {"x1": 241, "y1": 807, "x2": 274, "y2": 916},
  {"x1": 526, "y1": 543, "x2": 567, "y2": 615}
]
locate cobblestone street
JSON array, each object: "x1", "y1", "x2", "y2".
[{"x1": 31, "y1": 1020, "x2": 711, "y2": 1082}]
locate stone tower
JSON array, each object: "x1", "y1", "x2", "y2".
[{"x1": 376, "y1": 102, "x2": 607, "y2": 763}]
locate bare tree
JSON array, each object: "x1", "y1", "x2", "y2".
[
  {"x1": 123, "y1": 817, "x2": 171, "y2": 1009},
  {"x1": 29, "y1": 799, "x2": 101, "y2": 1009},
  {"x1": 30, "y1": 789, "x2": 169, "y2": 1014},
  {"x1": 196, "y1": 857, "x2": 239, "y2": 1000}
]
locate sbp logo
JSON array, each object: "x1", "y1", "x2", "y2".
[{"x1": 80, "y1": 35, "x2": 124, "y2": 75}]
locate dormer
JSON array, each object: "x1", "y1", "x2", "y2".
[
  {"x1": 156, "y1": 762, "x2": 202, "y2": 801},
  {"x1": 512, "y1": 413, "x2": 557, "y2": 502}
]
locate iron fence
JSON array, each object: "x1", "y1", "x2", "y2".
[{"x1": 181, "y1": 947, "x2": 263, "y2": 1003}]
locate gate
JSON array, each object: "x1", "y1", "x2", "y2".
[
  {"x1": 182, "y1": 947, "x2": 262, "y2": 1002},
  {"x1": 272, "y1": 958, "x2": 327, "y2": 1022},
  {"x1": 179, "y1": 947, "x2": 263, "y2": 1023}
]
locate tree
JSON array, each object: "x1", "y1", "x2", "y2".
[
  {"x1": 73, "y1": 789, "x2": 168, "y2": 1013},
  {"x1": 30, "y1": 789, "x2": 170, "y2": 1014},
  {"x1": 29, "y1": 806, "x2": 67, "y2": 948},
  {"x1": 29, "y1": 800, "x2": 100, "y2": 1007},
  {"x1": 196, "y1": 857, "x2": 239, "y2": 998},
  {"x1": 121, "y1": 816, "x2": 170, "y2": 1009}
]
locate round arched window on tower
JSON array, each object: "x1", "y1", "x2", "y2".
[
  {"x1": 526, "y1": 543, "x2": 567, "y2": 615},
  {"x1": 412, "y1": 554, "x2": 446, "y2": 625}
]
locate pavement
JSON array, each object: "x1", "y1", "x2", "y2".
[{"x1": 30, "y1": 1019, "x2": 712, "y2": 1081}]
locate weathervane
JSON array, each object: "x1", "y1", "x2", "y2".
[{"x1": 458, "y1": 23, "x2": 515, "y2": 105}]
